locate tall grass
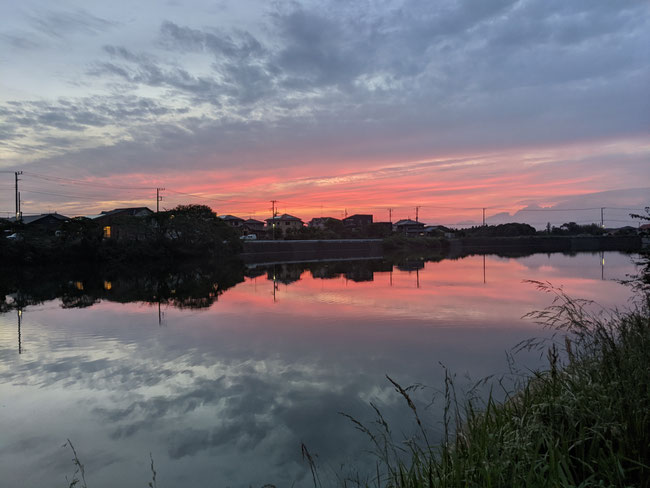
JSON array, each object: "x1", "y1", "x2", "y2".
[{"x1": 337, "y1": 281, "x2": 650, "y2": 488}]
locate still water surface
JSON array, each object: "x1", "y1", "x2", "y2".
[{"x1": 0, "y1": 252, "x2": 639, "y2": 487}]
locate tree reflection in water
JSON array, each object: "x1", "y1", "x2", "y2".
[
  {"x1": 1, "y1": 248, "x2": 613, "y2": 313},
  {"x1": 0, "y1": 260, "x2": 246, "y2": 312}
]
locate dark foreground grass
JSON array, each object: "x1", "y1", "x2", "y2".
[{"x1": 334, "y1": 282, "x2": 650, "y2": 488}]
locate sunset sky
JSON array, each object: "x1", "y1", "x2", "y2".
[{"x1": 1, "y1": 0, "x2": 648, "y2": 226}]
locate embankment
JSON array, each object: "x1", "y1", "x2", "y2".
[
  {"x1": 241, "y1": 239, "x2": 383, "y2": 264},
  {"x1": 450, "y1": 235, "x2": 643, "y2": 256}
]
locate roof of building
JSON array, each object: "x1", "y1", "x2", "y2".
[
  {"x1": 343, "y1": 214, "x2": 372, "y2": 220},
  {"x1": 423, "y1": 225, "x2": 451, "y2": 231},
  {"x1": 265, "y1": 213, "x2": 303, "y2": 222},
  {"x1": 90, "y1": 207, "x2": 154, "y2": 219},
  {"x1": 244, "y1": 218, "x2": 264, "y2": 224},
  {"x1": 219, "y1": 214, "x2": 245, "y2": 222},
  {"x1": 310, "y1": 216, "x2": 340, "y2": 222},
  {"x1": 9, "y1": 213, "x2": 69, "y2": 224},
  {"x1": 309, "y1": 216, "x2": 341, "y2": 224},
  {"x1": 395, "y1": 219, "x2": 424, "y2": 226}
]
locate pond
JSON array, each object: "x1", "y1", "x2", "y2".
[{"x1": 0, "y1": 251, "x2": 640, "y2": 487}]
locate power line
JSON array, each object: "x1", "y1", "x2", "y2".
[
  {"x1": 20, "y1": 179, "x2": 154, "y2": 197},
  {"x1": 19, "y1": 188, "x2": 152, "y2": 203},
  {"x1": 276, "y1": 200, "x2": 325, "y2": 208},
  {"x1": 20, "y1": 189, "x2": 106, "y2": 201},
  {"x1": 165, "y1": 188, "x2": 260, "y2": 205},
  {"x1": 23, "y1": 171, "x2": 156, "y2": 190}
]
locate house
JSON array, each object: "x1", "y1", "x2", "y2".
[
  {"x1": 243, "y1": 218, "x2": 265, "y2": 233},
  {"x1": 343, "y1": 214, "x2": 373, "y2": 229},
  {"x1": 423, "y1": 225, "x2": 455, "y2": 239},
  {"x1": 219, "y1": 215, "x2": 245, "y2": 228},
  {"x1": 265, "y1": 213, "x2": 303, "y2": 236},
  {"x1": 89, "y1": 207, "x2": 154, "y2": 239},
  {"x1": 8, "y1": 213, "x2": 69, "y2": 231},
  {"x1": 308, "y1": 217, "x2": 342, "y2": 230},
  {"x1": 394, "y1": 219, "x2": 425, "y2": 236}
]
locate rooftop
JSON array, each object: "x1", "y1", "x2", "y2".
[{"x1": 266, "y1": 213, "x2": 302, "y2": 222}]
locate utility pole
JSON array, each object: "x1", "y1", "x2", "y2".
[
  {"x1": 14, "y1": 171, "x2": 22, "y2": 221},
  {"x1": 17, "y1": 308, "x2": 22, "y2": 354},
  {"x1": 388, "y1": 208, "x2": 393, "y2": 224},
  {"x1": 156, "y1": 187, "x2": 165, "y2": 213},
  {"x1": 482, "y1": 207, "x2": 486, "y2": 226},
  {"x1": 270, "y1": 200, "x2": 278, "y2": 240},
  {"x1": 600, "y1": 207, "x2": 604, "y2": 228},
  {"x1": 415, "y1": 206, "x2": 421, "y2": 222}
]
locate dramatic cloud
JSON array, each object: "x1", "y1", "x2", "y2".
[{"x1": 0, "y1": 0, "x2": 648, "y2": 220}]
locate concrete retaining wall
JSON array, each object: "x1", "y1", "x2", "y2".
[
  {"x1": 450, "y1": 235, "x2": 643, "y2": 255},
  {"x1": 241, "y1": 239, "x2": 383, "y2": 264}
]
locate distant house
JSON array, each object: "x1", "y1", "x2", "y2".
[
  {"x1": 219, "y1": 215, "x2": 245, "y2": 228},
  {"x1": 89, "y1": 207, "x2": 154, "y2": 239},
  {"x1": 243, "y1": 218, "x2": 265, "y2": 233},
  {"x1": 343, "y1": 214, "x2": 373, "y2": 229},
  {"x1": 9, "y1": 213, "x2": 69, "y2": 230},
  {"x1": 394, "y1": 219, "x2": 425, "y2": 236},
  {"x1": 423, "y1": 225, "x2": 455, "y2": 239},
  {"x1": 309, "y1": 217, "x2": 342, "y2": 230},
  {"x1": 265, "y1": 213, "x2": 303, "y2": 236}
]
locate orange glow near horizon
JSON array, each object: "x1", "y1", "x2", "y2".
[{"x1": 11, "y1": 136, "x2": 648, "y2": 224}]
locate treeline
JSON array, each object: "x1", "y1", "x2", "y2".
[
  {"x1": 0, "y1": 205, "x2": 241, "y2": 265},
  {"x1": 455, "y1": 222, "x2": 611, "y2": 238}
]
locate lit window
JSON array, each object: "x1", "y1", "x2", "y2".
[
  {"x1": 103, "y1": 226, "x2": 111, "y2": 238},
  {"x1": 104, "y1": 281, "x2": 112, "y2": 290}
]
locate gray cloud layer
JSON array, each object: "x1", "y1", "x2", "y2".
[{"x1": 0, "y1": 0, "x2": 648, "y2": 180}]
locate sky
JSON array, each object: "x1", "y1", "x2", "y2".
[{"x1": 0, "y1": 0, "x2": 648, "y2": 226}]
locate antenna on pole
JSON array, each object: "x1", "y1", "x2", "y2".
[
  {"x1": 388, "y1": 208, "x2": 393, "y2": 224},
  {"x1": 415, "y1": 206, "x2": 421, "y2": 222},
  {"x1": 156, "y1": 188, "x2": 165, "y2": 213}
]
